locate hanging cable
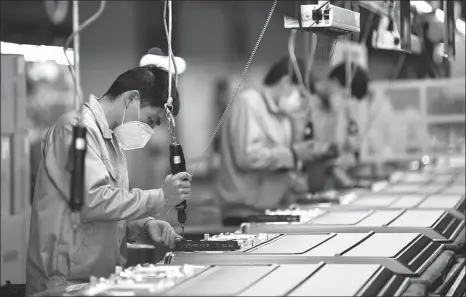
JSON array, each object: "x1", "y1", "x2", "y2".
[
  {"x1": 190, "y1": 0, "x2": 277, "y2": 176},
  {"x1": 63, "y1": 0, "x2": 106, "y2": 122},
  {"x1": 58, "y1": 0, "x2": 106, "y2": 275},
  {"x1": 288, "y1": 0, "x2": 330, "y2": 99},
  {"x1": 163, "y1": 0, "x2": 179, "y2": 87}
]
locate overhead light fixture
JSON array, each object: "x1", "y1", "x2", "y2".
[
  {"x1": 410, "y1": 1, "x2": 465, "y2": 36},
  {"x1": 456, "y1": 19, "x2": 465, "y2": 35},
  {"x1": 435, "y1": 9, "x2": 444, "y2": 23},
  {"x1": 0, "y1": 41, "x2": 74, "y2": 66},
  {"x1": 411, "y1": 1, "x2": 433, "y2": 14}
]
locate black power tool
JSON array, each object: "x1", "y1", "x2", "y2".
[
  {"x1": 169, "y1": 142, "x2": 187, "y2": 239},
  {"x1": 347, "y1": 119, "x2": 360, "y2": 162}
]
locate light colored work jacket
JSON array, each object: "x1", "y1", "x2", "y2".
[
  {"x1": 216, "y1": 88, "x2": 295, "y2": 218},
  {"x1": 26, "y1": 95, "x2": 164, "y2": 295}
]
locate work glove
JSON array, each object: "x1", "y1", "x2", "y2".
[
  {"x1": 292, "y1": 140, "x2": 332, "y2": 162},
  {"x1": 145, "y1": 220, "x2": 183, "y2": 249},
  {"x1": 347, "y1": 134, "x2": 362, "y2": 153}
]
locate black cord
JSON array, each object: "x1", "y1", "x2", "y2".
[
  {"x1": 163, "y1": 0, "x2": 179, "y2": 90},
  {"x1": 296, "y1": 0, "x2": 304, "y2": 31}
]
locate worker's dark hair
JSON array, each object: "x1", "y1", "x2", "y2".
[
  {"x1": 103, "y1": 65, "x2": 180, "y2": 116},
  {"x1": 264, "y1": 56, "x2": 305, "y2": 86},
  {"x1": 328, "y1": 62, "x2": 370, "y2": 100}
]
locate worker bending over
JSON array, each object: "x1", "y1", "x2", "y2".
[
  {"x1": 26, "y1": 65, "x2": 191, "y2": 295},
  {"x1": 217, "y1": 57, "x2": 331, "y2": 226},
  {"x1": 302, "y1": 62, "x2": 370, "y2": 192}
]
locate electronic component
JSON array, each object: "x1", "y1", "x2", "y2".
[
  {"x1": 166, "y1": 233, "x2": 278, "y2": 255},
  {"x1": 64, "y1": 264, "x2": 206, "y2": 296},
  {"x1": 248, "y1": 208, "x2": 324, "y2": 224},
  {"x1": 175, "y1": 240, "x2": 240, "y2": 252},
  {"x1": 295, "y1": 190, "x2": 344, "y2": 205},
  {"x1": 284, "y1": 3, "x2": 360, "y2": 35},
  {"x1": 248, "y1": 214, "x2": 300, "y2": 223}
]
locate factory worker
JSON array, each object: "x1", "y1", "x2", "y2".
[
  {"x1": 303, "y1": 62, "x2": 370, "y2": 192},
  {"x1": 26, "y1": 59, "x2": 190, "y2": 295},
  {"x1": 217, "y1": 57, "x2": 332, "y2": 226}
]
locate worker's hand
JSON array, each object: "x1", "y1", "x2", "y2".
[
  {"x1": 289, "y1": 172, "x2": 308, "y2": 194},
  {"x1": 292, "y1": 140, "x2": 331, "y2": 162},
  {"x1": 145, "y1": 220, "x2": 182, "y2": 249},
  {"x1": 162, "y1": 172, "x2": 192, "y2": 208},
  {"x1": 334, "y1": 154, "x2": 357, "y2": 169},
  {"x1": 347, "y1": 135, "x2": 361, "y2": 152}
]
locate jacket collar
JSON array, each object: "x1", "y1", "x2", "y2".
[
  {"x1": 85, "y1": 95, "x2": 113, "y2": 139},
  {"x1": 261, "y1": 87, "x2": 280, "y2": 115}
]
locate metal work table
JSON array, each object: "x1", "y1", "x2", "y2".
[
  {"x1": 165, "y1": 232, "x2": 442, "y2": 276},
  {"x1": 159, "y1": 263, "x2": 409, "y2": 296},
  {"x1": 308, "y1": 193, "x2": 466, "y2": 219},
  {"x1": 242, "y1": 209, "x2": 464, "y2": 243},
  {"x1": 58, "y1": 263, "x2": 412, "y2": 296}
]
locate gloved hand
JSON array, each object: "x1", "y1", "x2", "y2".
[
  {"x1": 145, "y1": 220, "x2": 182, "y2": 249},
  {"x1": 292, "y1": 140, "x2": 331, "y2": 162},
  {"x1": 161, "y1": 172, "x2": 192, "y2": 207},
  {"x1": 289, "y1": 172, "x2": 308, "y2": 194},
  {"x1": 347, "y1": 135, "x2": 361, "y2": 153}
]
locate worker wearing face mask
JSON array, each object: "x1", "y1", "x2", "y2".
[
  {"x1": 26, "y1": 61, "x2": 191, "y2": 295},
  {"x1": 302, "y1": 62, "x2": 370, "y2": 193},
  {"x1": 217, "y1": 57, "x2": 332, "y2": 227}
]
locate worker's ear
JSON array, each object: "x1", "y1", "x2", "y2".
[
  {"x1": 122, "y1": 90, "x2": 140, "y2": 108},
  {"x1": 127, "y1": 90, "x2": 140, "y2": 103}
]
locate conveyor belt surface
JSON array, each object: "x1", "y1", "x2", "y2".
[
  {"x1": 323, "y1": 193, "x2": 465, "y2": 218},
  {"x1": 165, "y1": 232, "x2": 442, "y2": 276},
  {"x1": 161, "y1": 263, "x2": 409, "y2": 296},
  {"x1": 380, "y1": 183, "x2": 446, "y2": 194},
  {"x1": 242, "y1": 209, "x2": 465, "y2": 242},
  {"x1": 64, "y1": 263, "x2": 411, "y2": 296},
  {"x1": 389, "y1": 171, "x2": 459, "y2": 184}
]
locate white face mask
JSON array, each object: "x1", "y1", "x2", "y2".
[
  {"x1": 113, "y1": 100, "x2": 155, "y2": 150},
  {"x1": 279, "y1": 89, "x2": 302, "y2": 113}
]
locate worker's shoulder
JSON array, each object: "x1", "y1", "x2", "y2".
[
  {"x1": 52, "y1": 110, "x2": 80, "y2": 133},
  {"x1": 236, "y1": 88, "x2": 266, "y2": 108},
  {"x1": 49, "y1": 108, "x2": 100, "y2": 138}
]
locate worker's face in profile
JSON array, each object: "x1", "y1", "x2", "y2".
[
  {"x1": 140, "y1": 106, "x2": 165, "y2": 129},
  {"x1": 121, "y1": 91, "x2": 165, "y2": 129},
  {"x1": 315, "y1": 79, "x2": 347, "y2": 112},
  {"x1": 277, "y1": 75, "x2": 297, "y2": 101}
]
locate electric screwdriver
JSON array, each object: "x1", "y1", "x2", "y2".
[
  {"x1": 303, "y1": 121, "x2": 314, "y2": 141},
  {"x1": 69, "y1": 125, "x2": 87, "y2": 242},
  {"x1": 347, "y1": 119, "x2": 360, "y2": 162},
  {"x1": 169, "y1": 143, "x2": 187, "y2": 239}
]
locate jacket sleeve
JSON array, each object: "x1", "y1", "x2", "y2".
[
  {"x1": 229, "y1": 94, "x2": 295, "y2": 171},
  {"x1": 126, "y1": 217, "x2": 156, "y2": 243},
  {"x1": 44, "y1": 122, "x2": 164, "y2": 223}
]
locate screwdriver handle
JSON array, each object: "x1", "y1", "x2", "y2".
[
  {"x1": 347, "y1": 120, "x2": 360, "y2": 162},
  {"x1": 70, "y1": 125, "x2": 87, "y2": 213},
  {"x1": 169, "y1": 143, "x2": 187, "y2": 224}
]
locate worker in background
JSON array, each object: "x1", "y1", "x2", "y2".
[
  {"x1": 217, "y1": 57, "x2": 332, "y2": 227},
  {"x1": 26, "y1": 64, "x2": 191, "y2": 295},
  {"x1": 302, "y1": 62, "x2": 370, "y2": 192}
]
